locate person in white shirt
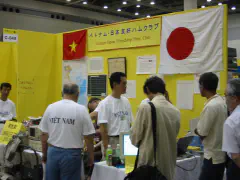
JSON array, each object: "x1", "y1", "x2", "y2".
[
  {"x1": 222, "y1": 78, "x2": 240, "y2": 180},
  {"x1": 195, "y1": 72, "x2": 227, "y2": 180},
  {"x1": 97, "y1": 72, "x2": 133, "y2": 154},
  {"x1": 0, "y1": 83, "x2": 16, "y2": 123},
  {"x1": 39, "y1": 83, "x2": 95, "y2": 180}
]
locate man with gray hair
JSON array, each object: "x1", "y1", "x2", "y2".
[
  {"x1": 39, "y1": 83, "x2": 95, "y2": 180},
  {"x1": 223, "y1": 78, "x2": 240, "y2": 179}
]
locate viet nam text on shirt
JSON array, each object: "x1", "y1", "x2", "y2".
[{"x1": 49, "y1": 117, "x2": 75, "y2": 125}]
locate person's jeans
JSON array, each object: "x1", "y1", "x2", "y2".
[
  {"x1": 46, "y1": 146, "x2": 82, "y2": 180},
  {"x1": 199, "y1": 158, "x2": 225, "y2": 180}
]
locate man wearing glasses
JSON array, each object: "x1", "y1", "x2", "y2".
[{"x1": 223, "y1": 78, "x2": 240, "y2": 180}]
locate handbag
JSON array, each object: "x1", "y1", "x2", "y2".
[{"x1": 124, "y1": 102, "x2": 167, "y2": 180}]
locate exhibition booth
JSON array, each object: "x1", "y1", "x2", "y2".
[{"x1": 0, "y1": 4, "x2": 228, "y2": 180}]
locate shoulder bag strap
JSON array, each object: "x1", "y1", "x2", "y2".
[{"x1": 148, "y1": 102, "x2": 157, "y2": 166}]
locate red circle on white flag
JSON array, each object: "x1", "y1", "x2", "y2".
[{"x1": 167, "y1": 27, "x2": 195, "y2": 60}]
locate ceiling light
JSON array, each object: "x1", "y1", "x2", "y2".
[
  {"x1": 117, "y1": 8, "x2": 121, "y2": 12},
  {"x1": 137, "y1": 0, "x2": 141, "y2": 1},
  {"x1": 136, "y1": 4, "x2": 141, "y2": 8},
  {"x1": 123, "y1": 1, "x2": 127, "y2": 5},
  {"x1": 218, "y1": 2, "x2": 222, "y2": 6},
  {"x1": 135, "y1": 12, "x2": 139, "y2": 15},
  {"x1": 83, "y1": 1, "x2": 87, "y2": 5},
  {"x1": 66, "y1": 0, "x2": 71, "y2": 2},
  {"x1": 103, "y1": 5, "x2": 108, "y2": 9},
  {"x1": 231, "y1": 6, "x2": 236, "y2": 10},
  {"x1": 147, "y1": 15, "x2": 151, "y2": 18},
  {"x1": 207, "y1": 0, "x2": 211, "y2": 2},
  {"x1": 150, "y1": 1, "x2": 155, "y2": 5},
  {"x1": 201, "y1": 5, "x2": 206, "y2": 8}
]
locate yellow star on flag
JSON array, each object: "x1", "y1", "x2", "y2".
[{"x1": 69, "y1": 41, "x2": 78, "y2": 52}]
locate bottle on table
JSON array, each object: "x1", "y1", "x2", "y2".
[
  {"x1": 114, "y1": 144, "x2": 121, "y2": 166},
  {"x1": 106, "y1": 145, "x2": 113, "y2": 166}
]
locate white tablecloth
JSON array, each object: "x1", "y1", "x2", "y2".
[{"x1": 92, "y1": 156, "x2": 202, "y2": 180}]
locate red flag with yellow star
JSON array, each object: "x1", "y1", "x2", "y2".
[{"x1": 63, "y1": 30, "x2": 87, "y2": 60}]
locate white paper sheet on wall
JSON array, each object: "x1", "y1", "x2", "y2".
[
  {"x1": 194, "y1": 72, "x2": 220, "y2": 94},
  {"x1": 88, "y1": 57, "x2": 104, "y2": 73},
  {"x1": 177, "y1": 80, "x2": 194, "y2": 110},
  {"x1": 137, "y1": 55, "x2": 156, "y2": 74},
  {"x1": 123, "y1": 80, "x2": 136, "y2": 98}
]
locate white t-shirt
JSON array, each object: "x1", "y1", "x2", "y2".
[
  {"x1": 0, "y1": 99, "x2": 16, "y2": 121},
  {"x1": 222, "y1": 105, "x2": 240, "y2": 158},
  {"x1": 39, "y1": 99, "x2": 95, "y2": 149},
  {"x1": 96, "y1": 95, "x2": 133, "y2": 136}
]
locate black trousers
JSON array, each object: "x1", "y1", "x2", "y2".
[
  {"x1": 199, "y1": 158, "x2": 225, "y2": 180},
  {"x1": 226, "y1": 156, "x2": 240, "y2": 180}
]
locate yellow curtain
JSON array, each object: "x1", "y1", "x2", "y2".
[{"x1": 0, "y1": 42, "x2": 17, "y2": 107}]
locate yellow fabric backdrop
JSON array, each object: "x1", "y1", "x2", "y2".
[
  {"x1": 17, "y1": 30, "x2": 61, "y2": 120},
  {"x1": 0, "y1": 42, "x2": 17, "y2": 110}
]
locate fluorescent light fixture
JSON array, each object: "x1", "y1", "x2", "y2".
[
  {"x1": 135, "y1": 12, "x2": 139, "y2": 15},
  {"x1": 147, "y1": 15, "x2": 151, "y2": 18},
  {"x1": 103, "y1": 5, "x2": 108, "y2": 9},
  {"x1": 218, "y1": 2, "x2": 222, "y2": 6},
  {"x1": 83, "y1": 1, "x2": 87, "y2": 5},
  {"x1": 117, "y1": 9, "x2": 122, "y2": 12},
  {"x1": 231, "y1": 6, "x2": 236, "y2": 10},
  {"x1": 123, "y1": 1, "x2": 127, "y2": 5},
  {"x1": 150, "y1": 1, "x2": 155, "y2": 5},
  {"x1": 137, "y1": 0, "x2": 141, "y2": 1},
  {"x1": 66, "y1": 0, "x2": 71, "y2": 2},
  {"x1": 201, "y1": 5, "x2": 206, "y2": 8},
  {"x1": 136, "y1": 4, "x2": 141, "y2": 8},
  {"x1": 207, "y1": 0, "x2": 211, "y2": 2}
]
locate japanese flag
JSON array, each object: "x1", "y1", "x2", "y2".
[{"x1": 159, "y1": 6, "x2": 224, "y2": 74}]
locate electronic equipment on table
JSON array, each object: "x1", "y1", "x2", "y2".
[{"x1": 119, "y1": 132, "x2": 138, "y2": 160}]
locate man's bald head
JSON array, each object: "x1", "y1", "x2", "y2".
[{"x1": 63, "y1": 83, "x2": 79, "y2": 97}]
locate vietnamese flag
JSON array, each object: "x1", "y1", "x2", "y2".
[{"x1": 63, "y1": 30, "x2": 87, "y2": 60}]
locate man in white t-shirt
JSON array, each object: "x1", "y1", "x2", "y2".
[
  {"x1": 96, "y1": 72, "x2": 133, "y2": 154},
  {"x1": 0, "y1": 83, "x2": 16, "y2": 123},
  {"x1": 39, "y1": 83, "x2": 95, "y2": 180},
  {"x1": 195, "y1": 72, "x2": 227, "y2": 180}
]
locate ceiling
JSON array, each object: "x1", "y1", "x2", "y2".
[{"x1": 35, "y1": 0, "x2": 240, "y2": 19}]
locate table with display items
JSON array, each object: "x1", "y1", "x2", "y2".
[{"x1": 92, "y1": 156, "x2": 203, "y2": 180}]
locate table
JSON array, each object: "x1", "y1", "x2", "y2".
[{"x1": 92, "y1": 156, "x2": 202, "y2": 180}]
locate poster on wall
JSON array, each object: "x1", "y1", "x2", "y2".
[
  {"x1": 108, "y1": 57, "x2": 126, "y2": 77},
  {"x1": 177, "y1": 80, "x2": 194, "y2": 110},
  {"x1": 137, "y1": 55, "x2": 156, "y2": 74},
  {"x1": 63, "y1": 60, "x2": 88, "y2": 106},
  {"x1": 88, "y1": 57, "x2": 104, "y2": 73}
]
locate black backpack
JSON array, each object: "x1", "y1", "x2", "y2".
[{"x1": 124, "y1": 102, "x2": 167, "y2": 180}]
